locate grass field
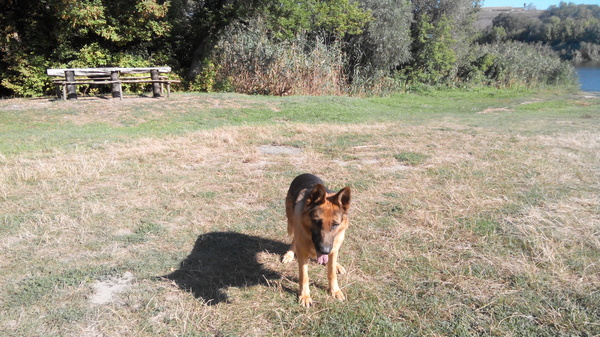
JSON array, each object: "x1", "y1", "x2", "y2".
[{"x1": 1, "y1": 89, "x2": 599, "y2": 336}]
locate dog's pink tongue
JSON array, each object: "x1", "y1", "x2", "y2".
[{"x1": 317, "y1": 253, "x2": 329, "y2": 265}]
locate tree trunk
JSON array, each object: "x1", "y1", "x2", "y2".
[{"x1": 187, "y1": 39, "x2": 211, "y2": 80}]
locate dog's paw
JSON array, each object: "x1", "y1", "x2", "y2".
[
  {"x1": 299, "y1": 294, "x2": 313, "y2": 307},
  {"x1": 336, "y1": 263, "x2": 346, "y2": 275},
  {"x1": 282, "y1": 251, "x2": 295, "y2": 263},
  {"x1": 330, "y1": 289, "x2": 346, "y2": 301}
]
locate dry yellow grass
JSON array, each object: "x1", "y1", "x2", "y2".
[{"x1": 0, "y1": 92, "x2": 599, "y2": 336}]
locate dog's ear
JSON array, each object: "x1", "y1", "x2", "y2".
[
  {"x1": 308, "y1": 184, "x2": 327, "y2": 206},
  {"x1": 334, "y1": 187, "x2": 351, "y2": 212}
]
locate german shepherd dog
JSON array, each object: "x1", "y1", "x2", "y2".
[{"x1": 282, "y1": 174, "x2": 351, "y2": 307}]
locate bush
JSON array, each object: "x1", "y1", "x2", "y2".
[
  {"x1": 574, "y1": 42, "x2": 600, "y2": 62},
  {"x1": 0, "y1": 42, "x2": 177, "y2": 97},
  {"x1": 457, "y1": 41, "x2": 577, "y2": 88},
  {"x1": 400, "y1": 14, "x2": 457, "y2": 86},
  {"x1": 0, "y1": 53, "x2": 53, "y2": 97},
  {"x1": 205, "y1": 20, "x2": 346, "y2": 96}
]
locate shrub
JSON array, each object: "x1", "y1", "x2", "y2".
[
  {"x1": 401, "y1": 14, "x2": 457, "y2": 86},
  {"x1": 457, "y1": 41, "x2": 577, "y2": 88},
  {"x1": 206, "y1": 20, "x2": 347, "y2": 96},
  {"x1": 574, "y1": 42, "x2": 600, "y2": 62},
  {"x1": 0, "y1": 54, "x2": 52, "y2": 97}
]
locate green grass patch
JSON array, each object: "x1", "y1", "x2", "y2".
[
  {"x1": 394, "y1": 151, "x2": 430, "y2": 166},
  {"x1": 117, "y1": 220, "x2": 165, "y2": 243},
  {"x1": 0, "y1": 89, "x2": 595, "y2": 156}
]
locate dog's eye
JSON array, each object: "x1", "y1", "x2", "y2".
[
  {"x1": 332, "y1": 222, "x2": 340, "y2": 228},
  {"x1": 313, "y1": 219, "x2": 322, "y2": 228}
]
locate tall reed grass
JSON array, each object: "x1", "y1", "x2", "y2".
[
  {"x1": 458, "y1": 41, "x2": 577, "y2": 88},
  {"x1": 206, "y1": 22, "x2": 346, "y2": 96}
]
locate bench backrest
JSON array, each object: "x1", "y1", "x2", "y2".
[{"x1": 47, "y1": 67, "x2": 171, "y2": 77}]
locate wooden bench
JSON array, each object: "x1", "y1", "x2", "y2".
[{"x1": 47, "y1": 67, "x2": 181, "y2": 100}]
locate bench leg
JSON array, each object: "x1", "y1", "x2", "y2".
[
  {"x1": 66, "y1": 71, "x2": 77, "y2": 99},
  {"x1": 111, "y1": 71, "x2": 122, "y2": 100},
  {"x1": 151, "y1": 69, "x2": 161, "y2": 98}
]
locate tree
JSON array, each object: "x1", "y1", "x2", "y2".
[
  {"x1": 168, "y1": 0, "x2": 269, "y2": 79},
  {"x1": 491, "y1": 12, "x2": 539, "y2": 41},
  {"x1": 411, "y1": 0, "x2": 481, "y2": 27},
  {"x1": 0, "y1": 0, "x2": 171, "y2": 96},
  {"x1": 483, "y1": 3, "x2": 600, "y2": 61},
  {"x1": 406, "y1": 0, "x2": 481, "y2": 83},
  {"x1": 346, "y1": 0, "x2": 413, "y2": 78},
  {"x1": 406, "y1": 14, "x2": 456, "y2": 84},
  {"x1": 174, "y1": 0, "x2": 372, "y2": 81},
  {"x1": 264, "y1": 0, "x2": 372, "y2": 40}
]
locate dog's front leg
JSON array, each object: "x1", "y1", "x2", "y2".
[
  {"x1": 297, "y1": 253, "x2": 312, "y2": 307},
  {"x1": 327, "y1": 250, "x2": 345, "y2": 301}
]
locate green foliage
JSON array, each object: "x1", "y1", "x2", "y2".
[
  {"x1": 458, "y1": 41, "x2": 576, "y2": 88},
  {"x1": 488, "y1": 26, "x2": 508, "y2": 43},
  {"x1": 575, "y1": 42, "x2": 600, "y2": 62},
  {"x1": 310, "y1": 0, "x2": 373, "y2": 37},
  {"x1": 403, "y1": 14, "x2": 457, "y2": 85},
  {"x1": 0, "y1": 54, "x2": 51, "y2": 97},
  {"x1": 189, "y1": 59, "x2": 228, "y2": 93},
  {"x1": 265, "y1": 0, "x2": 372, "y2": 40},
  {"x1": 0, "y1": 0, "x2": 580, "y2": 97},
  {"x1": 482, "y1": 3, "x2": 600, "y2": 61},
  {"x1": 168, "y1": 0, "x2": 271, "y2": 78},
  {"x1": 57, "y1": 0, "x2": 170, "y2": 45},
  {"x1": 68, "y1": 43, "x2": 112, "y2": 68},
  {"x1": 0, "y1": 0, "x2": 172, "y2": 96},
  {"x1": 346, "y1": 0, "x2": 413, "y2": 78},
  {"x1": 491, "y1": 12, "x2": 537, "y2": 41},
  {"x1": 411, "y1": 0, "x2": 482, "y2": 58}
]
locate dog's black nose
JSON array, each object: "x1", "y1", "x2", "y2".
[{"x1": 318, "y1": 245, "x2": 331, "y2": 255}]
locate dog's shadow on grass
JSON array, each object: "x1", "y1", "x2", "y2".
[{"x1": 164, "y1": 231, "x2": 293, "y2": 305}]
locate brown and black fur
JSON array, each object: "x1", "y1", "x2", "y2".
[{"x1": 282, "y1": 173, "x2": 351, "y2": 307}]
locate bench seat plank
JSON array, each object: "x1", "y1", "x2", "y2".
[
  {"x1": 53, "y1": 79, "x2": 181, "y2": 85},
  {"x1": 47, "y1": 67, "x2": 171, "y2": 77}
]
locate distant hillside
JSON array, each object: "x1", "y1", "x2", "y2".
[{"x1": 476, "y1": 7, "x2": 544, "y2": 29}]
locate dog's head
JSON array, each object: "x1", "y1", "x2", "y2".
[{"x1": 305, "y1": 184, "x2": 351, "y2": 257}]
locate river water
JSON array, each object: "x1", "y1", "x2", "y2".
[{"x1": 574, "y1": 62, "x2": 600, "y2": 92}]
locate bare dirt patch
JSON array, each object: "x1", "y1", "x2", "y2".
[
  {"x1": 258, "y1": 145, "x2": 302, "y2": 155},
  {"x1": 90, "y1": 272, "x2": 135, "y2": 305},
  {"x1": 477, "y1": 107, "x2": 514, "y2": 114}
]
